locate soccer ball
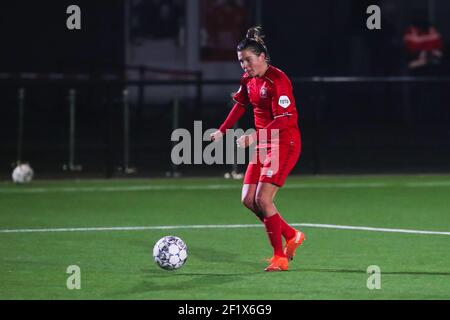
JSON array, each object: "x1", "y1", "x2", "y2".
[
  {"x1": 12, "y1": 163, "x2": 34, "y2": 184},
  {"x1": 153, "y1": 236, "x2": 188, "y2": 271}
]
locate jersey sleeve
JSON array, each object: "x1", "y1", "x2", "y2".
[
  {"x1": 232, "y1": 76, "x2": 250, "y2": 106},
  {"x1": 218, "y1": 103, "x2": 247, "y2": 134},
  {"x1": 271, "y1": 76, "x2": 295, "y2": 118}
]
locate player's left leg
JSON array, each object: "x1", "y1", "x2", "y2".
[{"x1": 242, "y1": 151, "x2": 264, "y2": 221}]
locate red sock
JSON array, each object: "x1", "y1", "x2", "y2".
[
  {"x1": 263, "y1": 214, "x2": 286, "y2": 257},
  {"x1": 278, "y1": 214, "x2": 296, "y2": 240}
]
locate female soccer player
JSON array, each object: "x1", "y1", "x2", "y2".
[{"x1": 210, "y1": 26, "x2": 305, "y2": 271}]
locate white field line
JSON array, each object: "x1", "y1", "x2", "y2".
[
  {"x1": 0, "y1": 223, "x2": 449, "y2": 236},
  {"x1": 1, "y1": 181, "x2": 450, "y2": 194}
]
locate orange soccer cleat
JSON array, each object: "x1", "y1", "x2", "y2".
[
  {"x1": 264, "y1": 255, "x2": 289, "y2": 272},
  {"x1": 284, "y1": 230, "x2": 306, "y2": 261}
]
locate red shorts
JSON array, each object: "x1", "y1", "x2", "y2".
[{"x1": 243, "y1": 138, "x2": 301, "y2": 187}]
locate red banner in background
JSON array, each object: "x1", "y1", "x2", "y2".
[{"x1": 200, "y1": 0, "x2": 250, "y2": 61}]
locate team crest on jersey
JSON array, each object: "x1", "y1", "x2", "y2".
[
  {"x1": 260, "y1": 86, "x2": 267, "y2": 98},
  {"x1": 278, "y1": 95, "x2": 291, "y2": 108}
]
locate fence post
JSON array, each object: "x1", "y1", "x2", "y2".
[
  {"x1": 16, "y1": 88, "x2": 25, "y2": 165},
  {"x1": 104, "y1": 85, "x2": 114, "y2": 178},
  {"x1": 138, "y1": 66, "x2": 145, "y2": 122},
  {"x1": 311, "y1": 92, "x2": 323, "y2": 175},
  {"x1": 69, "y1": 89, "x2": 76, "y2": 169},
  {"x1": 122, "y1": 88, "x2": 136, "y2": 174},
  {"x1": 63, "y1": 89, "x2": 82, "y2": 171},
  {"x1": 224, "y1": 101, "x2": 243, "y2": 180},
  {"x1": 195, "y1": 71, "x2": 203, "y2": 119},
  {"x1": 169, "y1": 97, "x2": 181, "y2": 178}
]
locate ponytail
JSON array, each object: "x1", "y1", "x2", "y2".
[{"x1": 246, "y1": 26, "x2": 265, "y2": 45}]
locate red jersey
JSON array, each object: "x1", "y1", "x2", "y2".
[{"x1": 219, "y1": 65, "x2": 300, "y2": 147}]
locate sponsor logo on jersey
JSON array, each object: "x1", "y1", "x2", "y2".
[{"x1": 278, "y1": 95, "x2": 291, "y2": 108}]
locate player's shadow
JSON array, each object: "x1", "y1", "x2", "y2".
[
  {"x1": 294, "y1": 268, "x2": 450, "y2": 276},
  {"x1": 129, "y1": 240, "x2": 262, "y2": 268},
  {"x1": 108, "y1": 272, "x2": 257, "y2": 298},
  {"x1": 142, "y1": 269, "x2": 262, "y2": 277},
  {"x1": 106, "y1": 245, "x2": 265, "y2": 298},
  {"x1": 177, "y1": 244, "x2": 263, "y2": 268}
]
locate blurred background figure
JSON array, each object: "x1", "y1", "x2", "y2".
[
  {"x1": 200, "y1": 0, "x2": 248, "y2": 61},
  {"x1": 404, "y1": 11, "x2": 444, "y2": 72}
]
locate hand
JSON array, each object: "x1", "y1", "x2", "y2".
[
  {"x1": 210, "y1": 130, "x2": 223, "y2": 142},
  {"x1": 236, "y1": 134, "x2": 254, "y2": 148}
]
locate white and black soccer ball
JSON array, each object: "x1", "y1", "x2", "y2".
[
  {"x1": 153, "y1": 236, "x2": 188, "y2": 271},
  {"x1": 12, "y1": 163, "x2": 34, "y2": 184}
]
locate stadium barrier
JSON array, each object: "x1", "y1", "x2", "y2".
[{"x1": 1, "y1": 73, "x2": 449, "y2": 178}]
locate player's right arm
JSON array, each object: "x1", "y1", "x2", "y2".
[{"x1": 210, "y1": 77, "x2": 250, "y2": 141}]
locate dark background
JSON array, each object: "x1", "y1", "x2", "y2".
[
  {"x1": 2, "y1": 0, "x2": 449, "y2": 75},
  {"x1": 0, "y1": 0, "x2": 449, "y2": 179},
  {"x1": 0, "y1": 0, "x2": 125, "y2": 73}
]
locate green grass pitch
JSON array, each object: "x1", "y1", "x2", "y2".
[{"x1": 0, "y1": 174, "x2": 449, "y2": 300}]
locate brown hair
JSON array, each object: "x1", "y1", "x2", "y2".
[{"x1": 237, "y1": 26, "x2": 270, "y2": 62}]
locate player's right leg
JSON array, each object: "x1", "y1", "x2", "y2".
[
  {"x1": 242, "y1": 152, "x2": 264, "y2": 221},
  {"x1": 255, "y1": 182, "x2": 289, "y2": 271}
]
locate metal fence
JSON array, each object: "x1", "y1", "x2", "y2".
[{"x1": 1, "y1": 75, "x2": 450, "y2": 179}]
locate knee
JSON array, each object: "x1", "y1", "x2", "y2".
[
  {"x1": 241, "y1": 195, "x2": 255, "y2": 211},
  {"x1": 255, "y1": 195, "x2": 272, "y2": 213}
]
